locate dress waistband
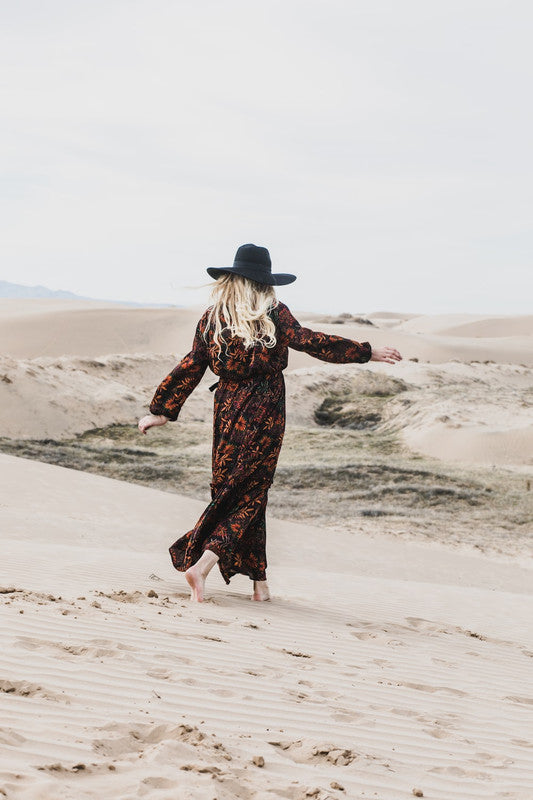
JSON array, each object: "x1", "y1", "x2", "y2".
[
  {"x1": 208, "y1": 373, "x2": 281, "y2": 393},
  {"x1": 209, "y1": 377, "x2": 242, "y2": 392}
]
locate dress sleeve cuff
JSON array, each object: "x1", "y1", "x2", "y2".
[
  {"x1": 149, "y1": 403, "x2": 179, "y2": 421},
  {"x1": 359, "y1": 342, "x2": 372, "y2": 363}
]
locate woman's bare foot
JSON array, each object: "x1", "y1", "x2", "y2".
[
  {"x1": 185, "y1": 550, "x2": 219, "y2": 603},
  {"x1": 185, "y1": 565, "x2": 206, "y2": 602},
  {"x1": 252, "y1": 580, "x2": 270, "y2": 601}
]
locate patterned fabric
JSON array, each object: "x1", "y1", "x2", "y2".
[{"x1": 149, "y1": 301, "x2": 371, "y2": 584}]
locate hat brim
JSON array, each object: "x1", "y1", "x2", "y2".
[{"x1": 206, "y1": 266, "x2": 296, "y2": 286}]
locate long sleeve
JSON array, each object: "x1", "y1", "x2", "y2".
[
  {"x1": 149, "y1": 313, "x2": 209, "y2": 421},
  {"x1": 277, "y1": 302, "x2": 372, "y2": 364}
]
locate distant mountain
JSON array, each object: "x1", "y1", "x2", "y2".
[
  {"x1": 0, "y1": 280, "x2": 176, "y2": 307},
  {"x1": 0, "y1": 280, "x2": 93, "y2": 300}
]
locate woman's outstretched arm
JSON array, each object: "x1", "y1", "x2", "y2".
[
  {"x1": 138, "y1": 312, "x2": 210, "y2": 433},
  {"x1": 277, "y1": 302, "x2": 373, "y2": 363},
  {"x1": 277, "y1": 302, "x2": 401, "y2": 365}
]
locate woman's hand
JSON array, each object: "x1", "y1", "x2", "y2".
[
  {"x1": 138, "y1": 413, "x2": 168, "y2": 434},
  {"x1": 370, "y1": 346, "x2": 402, "y2": 364}
]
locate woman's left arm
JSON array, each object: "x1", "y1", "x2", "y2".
[
  {"x1": 278, "y1": 303, "x2": 402, "y2": 365},
  {"x1": 278, "y1": 302, "x2": 372, "y2": 363}
]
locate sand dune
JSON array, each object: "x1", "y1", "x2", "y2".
[
  {"x1": 1, "y1": 300, "x2": 532, "y2": 798},
  {"x1": 396, "y1": 313, "x2": 533, "y2": 338},
  {"x1": 305, "y1": 319, "x2": 532, "y2": 366},
  {"x1": 1, "y1": 299, "x2": 532, "y2": 367},
  {"x1": 0, "y1": 299, "x2": 199, "y2": 359},
  {"x1": 435, "y1": 316, "x2": 533, "y2": 339},
  {"x1": 366, "y1": 311, "x2": 421, "y2": 321},
  {"x1": 1, "y1": 352, "x2": 531, "y2": 473},
  {"x1": 405, "y1": 422, "x2": 533, "y2": 468},
  {"x1": 2, "y1": 453, "x2": 533, "y2": 800},
  {"x1": 1, "y1": 300, "x2": 532, "y2": 473}
]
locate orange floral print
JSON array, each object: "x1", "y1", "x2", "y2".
[{"x1": 149, "y1": 302, "x2": 371, "y2": 584}]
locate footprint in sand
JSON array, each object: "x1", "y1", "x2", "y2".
[
  {"x1": 405, "y1": 616, "x2": 442, "y2": 632},
  {"x1": 428, "y1": 765, "x2": 493, "y2": 780},
  {"x1": 348, "y1": 618, "x2": 420, "y2": 639},
  {"x1": 315, "y1": 689, "x2": 338, "y2": 699},
  {"x1": 186, "y1": 633, "x2": 227, "y2": 643},
  {"x1": 331, "y1": 709, "x2": 366, "y2": 723},
  {"x1": 95, "y1": 590, "x2": 145, "y2": 604},
  {"x1": 0, "y1": 728, "x2": 27, "y2": 747},
  {"x1": 349, "y1": 631, "x2": 379, "y2": 640},
  {"x1": 208, "y1": 688, "x2": 235, "y2": 697},
  {"x1": 470, "y1": 752, "x2": 514, "y2": 768},
  {"x1": 399, "y1": 681, "x2": 467, "y2": 697},
  {"x1": 347, "y1": 627, "x2": 407, "y2": 647},
  {"x1": 284, "y1": 689, "x2": 320, "y2": 705},
  {"x1": 15, "y1": 636, "x2": 135, "y2": 660},
  {"x1": 391, "y1": 708, "x2": 461, "y2": 736},
  {"x1": 503, "y1": 695, "x2": 533, "y2": 705},
  {"x1": 146, "y1": 668, "x2": 172, "y2": 680},
  {"x1": 419, "y1": 711, "x2": 460, "y2": 738},
  {"x1": 372, "y1": 658, "x2": 393, "y2": 668},
  {"x1": 154, "y1": 651, "x2": 192, "y2": 665},
  {"x1": 422, "y1": 726, "x2": 455, "y2": 740},
  {"x1": 93, "y1": 722, "x2": 233, "y2": 769},
  {"x1": 432, "y1": 657, "x2": 458, "y2": 668},
  {"x1": 93, "y1": 722, "x2": 206, "y2": 757},
  {"x1": 139, "y1": 776, "x2": 176, "y2": 790},
  {"x1": 269, "y1": 739, "x2": 358, "y2": 766},
  {"x1": 0, "y1": 679, "x2": 68, "y2": 703},
  {"x1": 281, "y1": 648, "x2": 313, "y2": 659},
  {"x1": 391, "y1": 707, "x2": 420, "y2": 718},
  {"x1": 35, "y1": 762, "x2": 110, "y2": 775}
]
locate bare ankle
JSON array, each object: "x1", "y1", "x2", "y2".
[{"x1": 196, "y1": 549, "x2": 219, "y2": 576}]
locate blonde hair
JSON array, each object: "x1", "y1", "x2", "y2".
[{"x1": 205, "y1": 273, "x2": 278, "y2": 358}]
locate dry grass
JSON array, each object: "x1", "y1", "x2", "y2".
[
  {"x1": 313, "y1": 373, "x2": 409, "y2": 430},
  {"x1": 1, "y1": 416, "x2": 531, "y2": 558}
]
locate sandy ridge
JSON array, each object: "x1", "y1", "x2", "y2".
[
  {"x1": 1, "y1": 301, "x2": 532, "y2": 799},
  {"x1": 2, "y1": 454, "x2": 533, "y2": 799}
]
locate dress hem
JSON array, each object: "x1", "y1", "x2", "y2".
[{"x1": 169, "y1": 545, "x2": 266, "y2": 585}]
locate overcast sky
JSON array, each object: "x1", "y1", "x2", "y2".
[{"x1": 1, "y1": 0, "x2": 532, "y2": 314}]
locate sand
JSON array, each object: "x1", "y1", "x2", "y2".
[
  {"x1": 0, "y1": 300, "x2": 531, "y2": 366},
  {"x1": 1, "y1": 299, "x2": 532, "y2": 799},
  {"x1": 2, "y1": 453, "x2": 533, "y2": 800},
  {"x1": 1, "y1": 300, "x2": 532, "y2": 470}
]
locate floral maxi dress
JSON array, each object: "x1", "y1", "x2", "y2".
[{"x1": 149, "y1": 302, "x2": 372, "y2": 584}]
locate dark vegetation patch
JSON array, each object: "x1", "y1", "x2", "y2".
[
  {"x1": 314, "y1": 313, "x2": 375, "y2": 325},
  {"x1": 314, "y1": 374, "x2": 409, "y2": 430},
  {"x1": 273, "y1": 463, "x2": 493, "y2": 510},
  {"x1": 0, "y1": 424, "x2": 212, "y2": 499},
  {"x1": 1, "y1": 421, "x2": 530, "y2": 552},
  {"x1": 315, "y1": 400, "x2": 382, "y2": 429}
]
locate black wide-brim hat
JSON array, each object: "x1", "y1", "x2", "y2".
[{"x1": 206, "y1": 243, "x2": 296, "y2": 286}]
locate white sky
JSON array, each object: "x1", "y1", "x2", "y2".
[{"x1": 1, "y1": 0, "x2": 532, "y2": 314}]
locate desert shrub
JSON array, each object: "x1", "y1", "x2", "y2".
[
  {"x1": 314, "y1": 398, "x2": 382, "y2": 429},
  {"x1": 314, "y1": 373, "x2": 409, "y2": 430}
]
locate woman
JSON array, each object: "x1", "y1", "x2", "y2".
[{"x1": 138, "y1": 244, "x2": 402, "y2": 603}]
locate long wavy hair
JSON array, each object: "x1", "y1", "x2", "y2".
[{"x1": 205, "y1": 273, "x2": 278, "y2": 358}]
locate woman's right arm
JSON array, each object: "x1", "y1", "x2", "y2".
[{"x1": 138, "y1": 311, "x2": 210, "y2": 433}]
